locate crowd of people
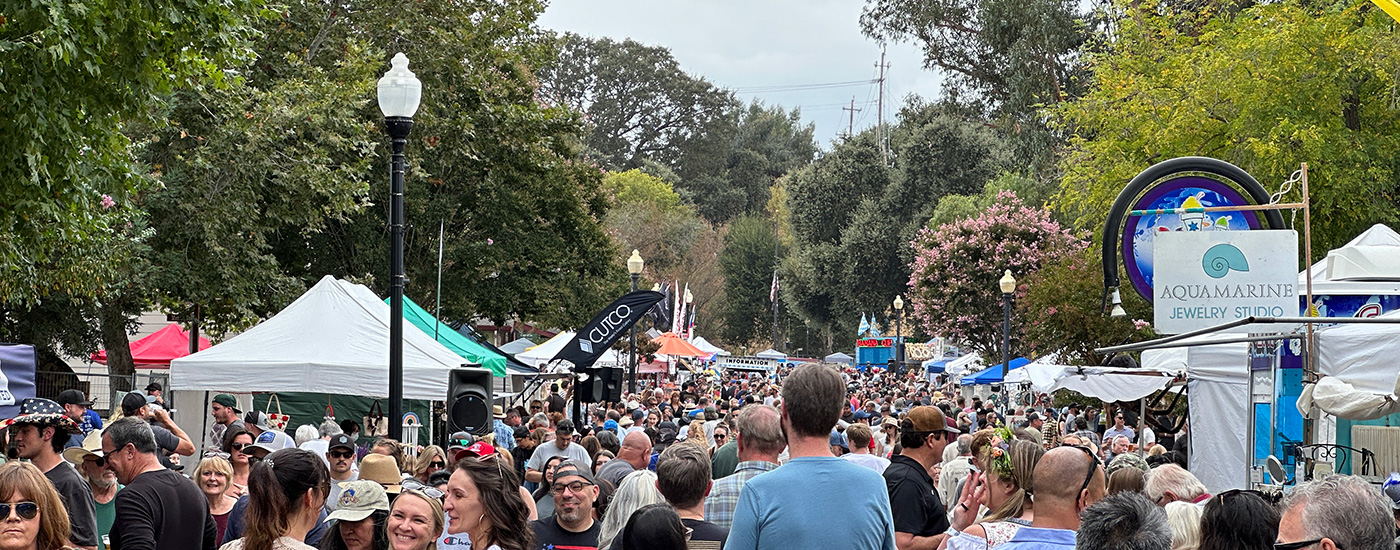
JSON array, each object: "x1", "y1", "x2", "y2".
[{"x1": 0, "y1": 363, "x2": 1397, "y2": 550}]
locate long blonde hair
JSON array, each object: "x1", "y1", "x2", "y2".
[
  {"x1": 686, "y1": 420, "x2": 707, "y2": 447},
  {"x1": 394, "y1": 489, "x2": 446, "y2": 550},
  {"x1": 980, "y1": 440, "x2": 1044, "y2": 523},
  {"x1": 412, "y1": 445, "x2": 447, "y2": 481}
]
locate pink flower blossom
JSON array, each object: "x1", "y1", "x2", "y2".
[
  {"x1": 1133, "y1": 319, "x2": 1151, "y2": 330},
  {"x1": 100, "y1": 195, "x2": 115, "y2": 209},
  {"x1": 486, "y1": 238, "x2": 494, "y2": 245}
]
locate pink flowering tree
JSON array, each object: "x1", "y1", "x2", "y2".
[
  {"x1": 908, "y1": 191, "x2": 1086, "y2": 361},
  {"x1": 1019, "y1": 246, "x2": 1155, "y2": 366}
]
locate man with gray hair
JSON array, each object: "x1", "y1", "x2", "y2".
[
  {"x1": 939, "y1": 434, "x2": 975, "y2": 506},
  {"x1": 103, "y1": 416, "x2": 218, "y2": 549},
  {"x1": 704, "y1": 404, "x2": 784, "y2": 531},
  {"x1": 1275, "y1": 474, "x2": 1393, "y2": 550},
  {"x1": 1076, "y1": 492, "x2": 1170, "y2": 550},
  {"x1": 1144, "y1": 464, "x2": 1210, "y2": 506}
]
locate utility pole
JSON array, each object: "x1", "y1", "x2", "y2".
[
  {"x1": 875, "y1": 47, "x2": 890, "y2": 167},
  {"x1": 842, "y1": 97, "x2": 861, "y2": 137}
]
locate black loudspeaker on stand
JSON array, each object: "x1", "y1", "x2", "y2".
[
  {"x1": 447, "y1": 366, "x2": 493, "y2": 436},
  {"x1": 576, "y1": 366, "x2": 624, "y2": 403}
]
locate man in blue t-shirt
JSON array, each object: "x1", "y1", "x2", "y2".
[{"x1": 725, "y1": 364, "x2": 895, "y2": 550}]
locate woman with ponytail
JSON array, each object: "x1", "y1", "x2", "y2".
[{"x1": 221, "y1": 448, "x2": 330, "y2": 550}]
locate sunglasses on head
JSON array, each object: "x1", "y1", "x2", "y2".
[
  {"x1": 1064, "y1": 445, "x2": 1102, "y2": 499},
  {"x1": 0, "y1": 502, "x2": 38, "y2": 521}
]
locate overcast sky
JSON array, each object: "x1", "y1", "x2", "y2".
[{"x1": 537, "y1": 0, "x2": 943, "y2": 148}]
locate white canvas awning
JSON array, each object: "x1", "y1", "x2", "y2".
[
  {"x1": 690, "y1": 336, "x2": 729, "y2": 356},
  {"x1": 170, "y1": 276, "x2": 469, "y2": 401},
  {"x1": 515, "y1": 331, "x2": 574, "y2": 368},
  {"x1": 755, "y1": 348, "x2": 786, "y2": 360}
]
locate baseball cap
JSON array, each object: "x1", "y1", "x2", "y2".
[
  {"x1": 120, "y1": 392, "x2": 147, "y2": 416},
  {"x1": 213, "y1": 394, "x2": 239, "y2": 410},
  {"x1": 512, "y1": 426, "x2": 530, "y2": 439},
  {"x1": 328, "y1": 434, "x2": 356, "y2": 452},
  {"x1": 461, "y1": 441, "x2": 495, "y2": 458},
  {"x1": 56, "y1": 389, "x2": 92, "y2": 408},
  {"x1": 906, "y1": 406, "x2": 960, "y2": 435},
  {"x1": 602, "y1": 420, "x2": 618, "y2": 432},
  {"x1": 244, "y1": 411, "x2": 271, "y2": 431},
  {"x1": 254, "y1": 429, "x2": 296, "y2": 450},
  {"x1": 631, "y1": 409, "x2": 645, "y2": 421},
  {"x1": 656, "y1": 421, "x2": 678, "y2": 444},
  {"x1": 552, "y1": 460, "x2": 597, "y2": 485},
  {"x1": 446, "y1": 431, "x2": 472, "y2": 451},
  {"x1": 1383, "y1": 473, "x2": 1400, "y2": 510},
  {"x1": 327, "y1": 480, "x2": 391, "y2": 522}
]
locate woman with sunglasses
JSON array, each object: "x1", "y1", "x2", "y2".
[
  {"x1": 442, "y1": 458, "x2": 532, "y2": 550},
  {"x1": 223, "y1": 428, "x2": 255, "y2": 497},
  {"x1": 387, "y1": 489, "x2": 444, "y2": 550},
  {"x1": 0, "y1": 462, "x2": 78, "y2": 550},
  {"x1": 220, "y1": 448, "x2": 329, "y2": 550},
  {"x1": 195, "y1": 456, "x2": 240, "y2": 545},
  {"x1": 412, "y1": 447, "x2": 448, "y2": 485}
]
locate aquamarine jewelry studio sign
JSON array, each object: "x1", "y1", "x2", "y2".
[{"x1": 1153, "y1": 230, "x2": 1299, "y2": 334}]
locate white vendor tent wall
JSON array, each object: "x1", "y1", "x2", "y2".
[
  {"x1": 1141, "y1": 337, "x2": 1250, "y2": 493},
  {"x1": 170, "y1": 276, "x2": 469, "y2": 401}
]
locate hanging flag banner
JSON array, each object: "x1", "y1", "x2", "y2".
[
  {"x1": 1153, "y1": 230, "x2": 1299, "y2": 334},
  {"x1": 548, "y1": 290, "x2": 666, "y2": 371},
  {"x1": 859, "y1": 314, "x2": 871, "y2": 337},
  {"x1": 0, "y1": 344, "x2": 37, "y2": 418}
]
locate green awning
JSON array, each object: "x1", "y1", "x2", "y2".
[{"x1": 391, "y1": 296, "x2": 507, "y2": 377}]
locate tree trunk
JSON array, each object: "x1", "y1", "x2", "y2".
[{"x1": 99, "y1": 298, "x2": 135, "y2": 393}]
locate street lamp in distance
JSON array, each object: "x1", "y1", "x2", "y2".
[
  {"x1": 998, "y1": 270, "x2": 1015, "y2": 378},
  {"x1": 627, "y1": 250, "x2": 644, "y2": 394},
  {"x1": 892, "y1": 295, "x2": 904, "y2": 368},
  {"x1": 378, "y1": 52, "x2": 422, "y2": 441}
]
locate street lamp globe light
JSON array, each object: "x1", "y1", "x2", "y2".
[
  {"x1": 378, "y1": 52, "x2": 422, "y2": 441},
  {"x1": 627, "y1": 250, "x2": 644, "y2": 394},
  {"x1": 893, "y1": 295, "x2": 903, "y2": 311},
  {"x1": 998, "y1": 270, "x2": 1015, "y2": 378},
  {"x1": 892, "y1": 294, "x2": 904, "y2": 368}
]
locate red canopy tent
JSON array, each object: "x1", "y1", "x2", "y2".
[{"x1": 91, "y1": 323, "x2": 211, "y2": 368}]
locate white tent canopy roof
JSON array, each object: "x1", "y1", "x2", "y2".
[
  {"x1": 170, "y1": 276, "x2": 468, "y2": 400},
  {"x1": 515, "y1": 331, "x2": 574, "y2": 368},
  {"x1": 824, "y1": 352, "x2": 854, "y2": 364},
  {"x1": 755, "y1": 348, "x2": 786, "y2": 359},
  {"x1": 1300, "y1": 223, "x2": 1400, "y2": 295},
  {"x1": 497, "y1": 338, "x2": 537, "y2": 356},
  {"x1": 690, "y1": 336, "x2": 729, "y2": 356},
  {"x1": 945, "y1": 353, "x2": 981, "y2": 377}
]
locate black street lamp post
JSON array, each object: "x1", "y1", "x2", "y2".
[
  {"x1": 627, "y1": 250, "x2": 644, "y2": 394},
  {"x1": 893, "y1": 295, "x2": 904, "y2": 369},
  {"x1": 378, "y1": 53, "x2": 422, "y2": 441},
  {"x1": 999, "y1": 270, "x2": 1015, "y2": 378}
]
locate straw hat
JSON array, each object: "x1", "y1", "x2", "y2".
[
  {"x1": 358, "y1": 453, "x2": 403, "y2": 493},
  {"x1": 62, "y1": 431, "x2": 104, "y2": 465}
]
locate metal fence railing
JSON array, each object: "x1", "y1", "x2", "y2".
[{"x1": 36, "y1": 370, "x2": 170, "y2": 417}]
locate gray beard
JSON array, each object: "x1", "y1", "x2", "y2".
[{"x1": 91, "y1": 477, "x2": 117, "y2": 491}]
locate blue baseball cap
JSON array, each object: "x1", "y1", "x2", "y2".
[{"x1": 603, "y1": 420, "x2": 619, "y2": 432}]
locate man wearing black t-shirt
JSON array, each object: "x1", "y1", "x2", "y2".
[
  {"x1": 102, "y1": 417, "x2": 217, "y2": 550},
  {"x1": 884, "y1": 406, "x2": 960, "y2": 550},
  {"x1": 530, "y1": 461, "x2": 600, "y2": 550},
  {"x1": 657, "y1": 443, "x2": 727, "y2": 548}
]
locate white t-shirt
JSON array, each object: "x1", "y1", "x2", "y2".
[
  {"x1": 221, "y1": 536, "x2": 316, "y2": 550},
  {"x1": 324, "y1": 471, "x2": 359, "y2": 511},
  {"x1": 842, "y1": 453, "x2": 890, "y2": 474},
  {"x1": 439, "y1": 528, "x2": 472, "y2": 550}
]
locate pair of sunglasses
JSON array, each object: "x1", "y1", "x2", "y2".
[
  {"x1": 329, "y1": 449, "x2": 355, "y2": 459},
  {"x1": 0, "y1": 502, "x2": 38, "y2": 520}
]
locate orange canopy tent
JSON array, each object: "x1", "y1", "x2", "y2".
[
  {"x1": 651, "y1": 332, "x2": 708, "y2": 357},
  {"x1": 91, "y1": 323, "x2": 211, "y2": 368}
]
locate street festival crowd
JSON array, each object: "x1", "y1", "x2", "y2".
[{"x1": 0, "y1": 364, "x2": 1397, "y2": 550}]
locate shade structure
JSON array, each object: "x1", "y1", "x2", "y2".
[
  {"x1": 924, "y1": 359, "x2": 948, "y2": 373},
  {"x1": 170, "y1": 276, "x2": 468, "y2": 400},
  {"x1": 497, "y1": 338, "x2": 537, "y2": 356},
  {"x1": 755, "y1": 348, "x2": 786, "y2": 360},
  {"x1": 824, "y1": 352, "x2": 854, "y2": 364},
  {"x1": 959, "y1": 357, "x2": 1030, "y2": 385},
  {"x1": 454, "y1": 328, "x2": 538, "y2": 375},
  {"x1": 392, "y1": 296, "x2": 507, "y2": 376},
  {"x1": 652, "y1": 332, "x2": 708, "y2": 357},
  {"x1": 690, "y1": 336, "x2": 729, "y2": 356},
  {"x1": 515, "y1": 331, "x2": 575, "y2": 367},
  {"x1": 91, "y1": 323, "x2": 211, "y2": 368}
]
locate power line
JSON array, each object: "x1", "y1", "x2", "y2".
[{"x1": 733, "y1": 79, "x2": 878, "y2": 93}]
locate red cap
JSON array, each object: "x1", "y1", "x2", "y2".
[{"x1": 454, "y1": 441, "x2": 496, "y2": 461}]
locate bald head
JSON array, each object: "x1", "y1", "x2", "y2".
[
  {"x1": 620, "y1": 431, "x2": 653, "y2": 469},
  {"x1": 1034, "y1": 446, "x2": 1105, "y2": 504}
]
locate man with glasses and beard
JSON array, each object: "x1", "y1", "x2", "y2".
[
  {"x1": 530, "y1": 461, "x2": 601, "y2": 550},
  {"x1": 65, "y1": 432, "x2": 120, "y2": 550},
  {"x1": 324, "y1": 434, "x2": 359, "y2": 511}
]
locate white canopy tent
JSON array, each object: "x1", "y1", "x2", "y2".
[
  {"x1": 170, "y1": 276, "x2": 468, "y2": 401},
  {"x1": 1141, "y1": 337, "x2": 1250, "y2": 493},
  {"x1": 1303, "y1": 310, "x2": 1400, "y2": 419},
  {"x1": 497, "y1": 338, "x2": 537, "y2": 356},
  {"x1": 824, "y1": 352, "x2": 854, "y2": 365},
  {"x1": 1008, "y1": 358, "x2": 1180, "y2": 402},
  {"x1": 944, "y1": 353, "x2": 982, "y2": 378},
  {"x1": 515, "y1": 331, "x2": 574, "y2": 368},
  {"x1": 755, "y1": 348, "x2": 787, "y2": 360},
  {"x1": 690, "y1": 336, "x2": 729, "y2": 356}
]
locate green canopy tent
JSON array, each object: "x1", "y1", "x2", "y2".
[{"x1": 391, "y1": 296, "x2": 508, "y2": 377}]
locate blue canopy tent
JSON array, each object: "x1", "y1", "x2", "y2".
[
  {"x1": 925, "y1": 360, "x2": 949, "y2": 374},
  {"x1": 960, "y1": 357, "x2": 1031, "y2": 385}
]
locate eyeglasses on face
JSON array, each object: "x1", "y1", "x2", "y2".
[
  {"x1": 230, "y1": 442, "x2": 250, "y2": 452},
  {"x1": 0, "y1": 502, "x2": 38, "y2": 521},
  {"x1": 1273, "y1": 539, "x2": 1330, "y2": 550},
  {"x1": 551, "y1": 481, "x2": 595, "y2": 495}
]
